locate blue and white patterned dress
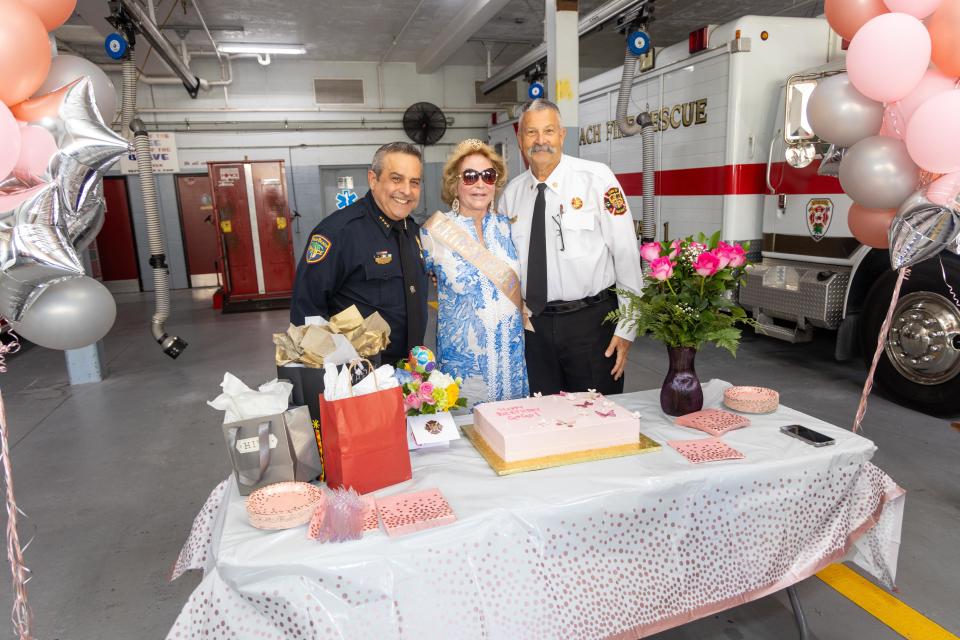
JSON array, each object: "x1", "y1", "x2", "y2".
[{"x1": 420, "y1": 210, "x2": 529, "y2": 402}]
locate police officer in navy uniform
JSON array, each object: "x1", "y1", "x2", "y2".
[{"x1": 290, "y1": 142, "x2": 428, "y2": 363}]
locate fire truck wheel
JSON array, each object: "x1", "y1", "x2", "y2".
[{"x1": 860, "y1": 257, "x2": 960, "y2": 417}]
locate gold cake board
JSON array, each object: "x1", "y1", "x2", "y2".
[{"x1": 462, "y1": 425, "x2": 661, "y2": 476}]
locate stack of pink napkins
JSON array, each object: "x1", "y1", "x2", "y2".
[
  {"x1": 375, "y1": 488, "x2": 457, "y2": 538},
  {"x1": 668, "y1": 408, "x2": 749, "y2": 464}
]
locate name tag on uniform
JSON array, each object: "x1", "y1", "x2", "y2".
[{"x1": 374, "y1": 251, "x2": 393, "y2": 265}]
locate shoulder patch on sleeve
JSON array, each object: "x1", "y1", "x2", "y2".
[
  {"x1": 306, "y1": 234, "x2": 331, "y2": 263},
  {"x1": 604, "y1": 187, "x2": 627, "y2": 216}
]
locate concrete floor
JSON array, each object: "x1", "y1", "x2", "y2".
[{"x1": 0, "y1": 288, "x2": 957, "y2": 639}]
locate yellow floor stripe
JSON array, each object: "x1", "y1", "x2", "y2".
[{"x1": 816, "y1": 564, "x2": 959, "y2": 640}]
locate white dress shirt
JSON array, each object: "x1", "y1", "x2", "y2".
[{"x1": 498, "y1": 154, "x2": 644, "y2": 341}]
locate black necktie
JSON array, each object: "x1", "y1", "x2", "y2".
[
  {"x1": 526, "y1": 183, "x2": 548, "y2": 316},
  {"x1": 390, "y1": 220, "x2": 425, "y2": 352}
]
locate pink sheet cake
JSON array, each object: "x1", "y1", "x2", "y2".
[{"x1": 473, "y1": 392, "x2": 641, "y2": 462}]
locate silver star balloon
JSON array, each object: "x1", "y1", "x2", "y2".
[
  {"x1": 889, "y1": 191, "x2": 960, "y2": 270},
  {"x1": 66, "y1": 181, "x2": 105, "y2": 251},
  {"x1": 817, "y1": 144, "x2": 846, "y2": 178},
  {"x1": 0, "y1": 182, "x2": 84, "y2": 321},
  {"x1": 13, "y1": 77, "x2": 129, "y2": 214}
]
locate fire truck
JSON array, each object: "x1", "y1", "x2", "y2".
[{"x1": 489, "y1": 15, "x2": 960, "y2": 415}]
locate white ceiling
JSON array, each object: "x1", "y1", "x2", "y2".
[{"x1": 64, "y1": 0, "x2": 826, "y2": 73}]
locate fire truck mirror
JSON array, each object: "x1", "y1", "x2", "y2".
[{"x1": 785, "y1": 79, "x2": 818, "y2": 143}]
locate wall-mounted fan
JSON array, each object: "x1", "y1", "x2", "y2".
[{"x1": 402, "y1": 102, "x2": 447, "y2": 145}]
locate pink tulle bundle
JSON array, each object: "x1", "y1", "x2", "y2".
[{"x1": 307, "y1": 487, "x2": 365, "y2": 542}]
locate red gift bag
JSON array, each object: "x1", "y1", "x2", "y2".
[{"x1": 318, "y1": 361, "x2": 411, "y2": 494}]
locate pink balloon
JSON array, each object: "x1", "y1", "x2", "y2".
[
  {"x1": 925, "y1": 170, "x2": 960, "y2": 205},
  {"x1": 879, "y1": 105, "x2": 905, "y2": 139},
  {"x1": 896, "y1": 68, "x2": 957, "y2": 124},
  {"x1": 847, "y1": 13, "x2": 931, "y2": 102},
  {"x1": 0, "y1": 101, "x2": 21, "y2": 180},
  {"x1": 12, "y1": 124, "x2": 56, "y2": 180},
  {"x1": 0, "y1": 182, "x2": 47, "y2": 211},
  {"x1": 883, "y1": 0, "x2": 942, "y2": 19},
  {"x1": 905, "y1": 90, "x2": 960, "y2": 172}
]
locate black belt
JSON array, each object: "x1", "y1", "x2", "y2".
[{"x1": 540, "y1": 289, "x2": 613, "y2": 315}]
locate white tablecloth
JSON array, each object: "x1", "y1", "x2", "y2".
[{"x1": 168, "y1": 380, "x2": 904, "y2": 640}]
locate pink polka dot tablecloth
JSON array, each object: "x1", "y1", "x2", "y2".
[{"x1": 168, "y1": 380, "x2": 904, "y2": 640}]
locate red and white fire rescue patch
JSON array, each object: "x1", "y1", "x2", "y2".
[
  {"x1": 604, "y1": 187, "x2": 627, "y2": 216},
  {"x1": 806, "y1": 198, "x2": 832, "y2": 242}
]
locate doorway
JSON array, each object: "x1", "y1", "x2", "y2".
[
  {"x1": 99, "y1": 177, "x2": 141, "y2": 292},
  {"x1": 175, "y1": 174, "x2": 219, "y2": 288}
]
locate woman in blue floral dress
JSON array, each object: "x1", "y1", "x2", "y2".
[{"x1": 420, "y1": 140, "x2": 529, "y2": 402}]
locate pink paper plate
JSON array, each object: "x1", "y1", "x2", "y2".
[
  {"x1": 247, "y1": 482, "x2": 324, "y2": 530},
  {"x1": 723, "y1": 386, "x2": 779, "y2": 414}
]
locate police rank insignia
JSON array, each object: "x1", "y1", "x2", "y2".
[
  {"x1": 306, "y1": 234, "x2": 331, "y2": 263},
  {"x1": 571, "y1": 197, "x2": 583, "y2": 209},
  {"x1": 374, "y1": 250, "x2": 393, "y2": 265},
  {"x1": 604, "y1": 187, "x2": 627, "y2": 216}
]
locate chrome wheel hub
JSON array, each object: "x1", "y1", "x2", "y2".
[{"x1": 885, "y1": 292, "x2": 960, "y2": 385}]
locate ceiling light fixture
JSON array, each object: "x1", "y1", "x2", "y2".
[{"x1": 217, "y1": 43, "x2": 306, "y2": 55}]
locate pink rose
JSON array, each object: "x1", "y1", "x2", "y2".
[
  {"x1": 714, "y1": 241, "x2": 735, "y2": 269},
  {"x1": 404, "y1": 392, "x2": 423, "y2": 411},
  {"x1": 649, "y1": 256, "x2": 674, "y2": 281},
  {"x1": 728, "y1": 244, "x2": 747, "y2": 268},
  {"x1": 419, "y1": 382, "x2": 435, "y2": 402},
  {"x1": 693, "y1": 251, "x2": 721, "y2": 277},
  {"x1": 668, "y1": 239, "x2": 681, "y2": 259},
  {"x1": 640, "y1": 241, "x2": 661, "y2": 262}
]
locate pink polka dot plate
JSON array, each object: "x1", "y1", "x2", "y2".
[
  {"x1": 723, "y1": 386, "x2": 779, "y2": 414},
  {"x1": 246, "y1": 481, "x2": 324, "y2": 530}
]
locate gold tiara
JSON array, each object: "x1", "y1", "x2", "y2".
[{"x1": 456, "y1": 138, "x2": 485, "y2": 153}]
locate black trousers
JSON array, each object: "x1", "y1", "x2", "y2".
[{"x1": 524, "y1": 295, "x2": 624, "y2": 396}]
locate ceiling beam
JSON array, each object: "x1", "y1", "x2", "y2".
[
  {"x1": 416, "y1": 0, "x2": 513, "y2": 74},
  {"x1": 480, "y1": 0, "x2": 647, "y2": 94}
]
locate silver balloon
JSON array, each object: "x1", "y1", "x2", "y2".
[
  {"x1": 889, "y1": 192, "x2": 960, "y2": 269},
  {"x1": 807, "y1": 73, "x2": 884, "y2": 148},
  {"x1": 0, "y1": 183, "x2": 84, "y2": 320},
  {"x1": 817, "y1": 144, "x2": 846, "y2": 178},
  {"x1": 11, "y1": 275, "x2": 116, "y2": 350},
  {"x1": 839, "y1": 136, "x2": 920, "y2": 210},
  {"x1": 16, "y1": 78, "x2": 128, "y2": 214},
  {"x1": 785, "y1": 142, "x2": 815, "y2": 169}
]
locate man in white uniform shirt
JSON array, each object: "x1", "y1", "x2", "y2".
[{"x1": 499, "y1": 99, "x2": 643, "y2": 395}]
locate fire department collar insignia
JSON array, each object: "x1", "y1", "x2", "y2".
[
  {"x1": 306, "y1": 234, "x2": 331, "y2": 263},
  {"x1": 806, "y1": 198, "x2": 833, "y2": 242},
  {"x1": 374, "y1": 250, "x2": 393, "y2": 265},
  {"x1": 604, "y1": 187, "x2": 627, "y2": 216},
  {"x1": 571, "y1": 197, "x2": 583, "y2": 209}
]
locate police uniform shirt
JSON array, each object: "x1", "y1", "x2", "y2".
[
  {"x1": 289, "y1": 192, "x2": 428, "y2": 357},
  {"x1": 498, "y1": 153, "x2": 644, "y2": 341}
]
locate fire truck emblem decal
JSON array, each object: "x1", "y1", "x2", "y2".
[
  {"x1": 604, "y1": 188, "x2": 627, "y2": 216},
  {"x1": 571, "y1": 197, "x2": 583, "y2": 209},
  {"x1": 806, "y1": 198, "x2": 833, "y2": 242}
]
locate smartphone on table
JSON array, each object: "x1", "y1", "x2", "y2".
[{"x1": 780, "y1": 424, "x2": 836, "y2": 447}]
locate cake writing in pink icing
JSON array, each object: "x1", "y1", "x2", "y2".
[{"x1": 495, "y1": 406, "x2": 542, "y2": 421}]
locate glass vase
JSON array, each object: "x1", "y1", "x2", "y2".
[{"x1": 660, "y1": 346, "x2": 704, "y2": 416}]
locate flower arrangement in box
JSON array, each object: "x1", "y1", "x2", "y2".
[
  {"x1": 607, "y1": 232, "x2": 756, "y2": 415},
  {"x1": 396, "y1": 346, "x2": 468, "y2": 416}
]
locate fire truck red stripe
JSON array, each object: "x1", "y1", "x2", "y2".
[{"x1": 617, "y1": 162, "x2": 845, "y2": 197}]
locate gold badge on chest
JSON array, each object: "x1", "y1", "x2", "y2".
[
  {"x1": 571, "y1": 197, "x2": 583, "y2": 209},
  {"x1": 374, "y1": 250, "x2": 393, "y2": 265}
]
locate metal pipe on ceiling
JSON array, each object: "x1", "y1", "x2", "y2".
[
  {"x1": 189, "y1": 0, "x2": 222, "y2": 62},
  {"x1": 119, "y1": 0, "x2": 202, "y2": 97},
  {"x1": 480, "y1": 0, "x2": 648, "y2": 95},
  {"x1": 133, "y1": 105, "x2": 495, "y2": 114}
]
